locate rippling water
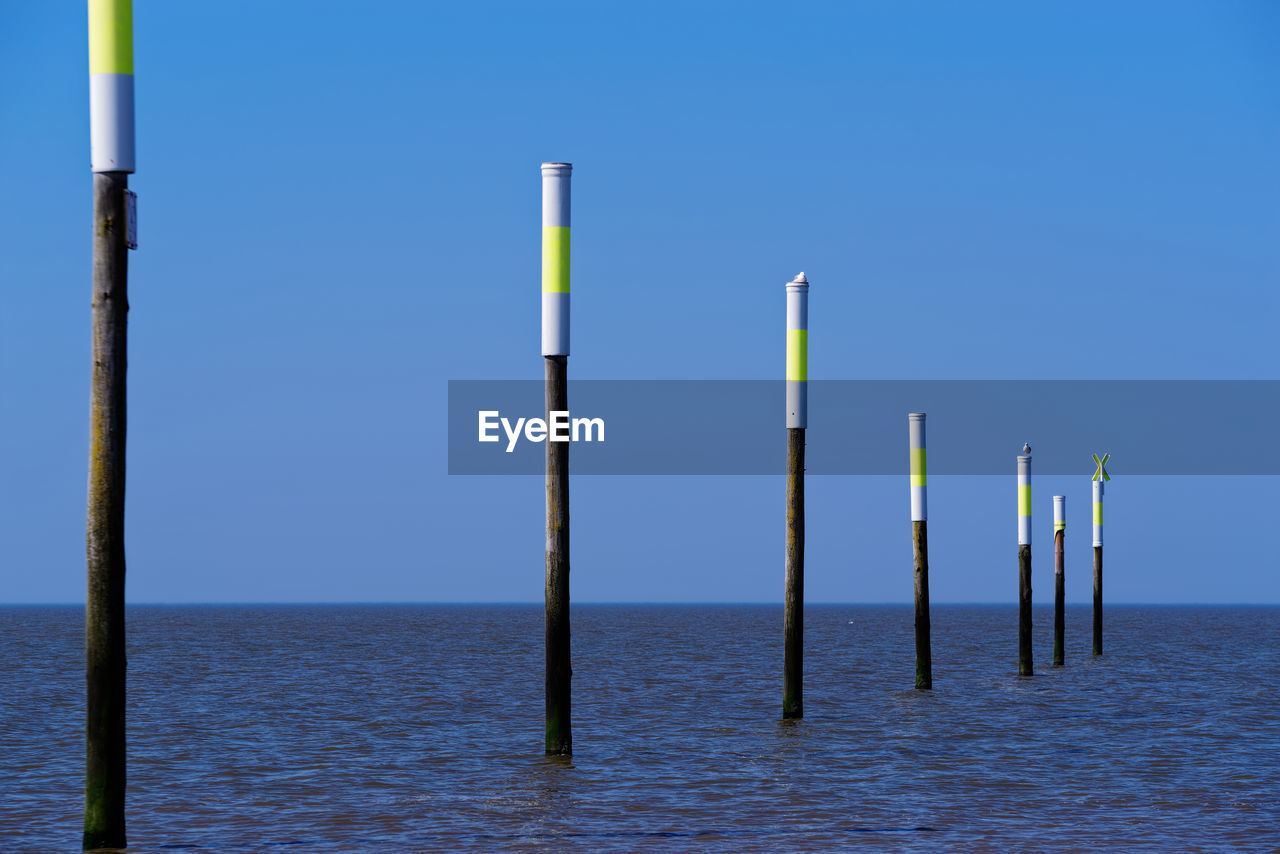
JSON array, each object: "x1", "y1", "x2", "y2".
[{"x1": 4, "y1": 604, "x2": 1279, "y2": 851}]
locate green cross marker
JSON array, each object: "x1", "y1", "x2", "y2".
[{"x1": 1092, "y1": 452, "x2": 1110, "y2": 482}]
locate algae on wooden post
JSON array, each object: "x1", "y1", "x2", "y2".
[
  {"x1": 85, "y1": 170, "x2": 129, "y2": 852},
  {"x1": 1018, "y1": 544, "x2": 1033, "y2": 676},
  {"x1": 1093, "y1": 547, "x2": 1104, "y2": 656},
  {"x1": 784, "y1": 427, "x2": 805, "y2": 718},
  {"x1": 544, "y1": 355, "x2": 572, "y2": 755}
]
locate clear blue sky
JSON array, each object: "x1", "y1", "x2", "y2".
[{"x1": 1, "y1": 1, "x2": 1276, "y2": 603}]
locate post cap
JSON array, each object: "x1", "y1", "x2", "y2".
[
  {"x1": 541, "y1": 162, "x2": 573, "y2": 175},
  {"x1": 1017, "y1": 455, "x2": 1031, "y2": 462},
  {"x1": 908, "y1": 412, "x2": 926, "y2": 420}
]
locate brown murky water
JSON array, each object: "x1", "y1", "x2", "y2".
[{"x1": 5, "y1": 605, "x2": 1279, "y2": 851}]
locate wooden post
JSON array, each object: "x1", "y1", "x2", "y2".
[
  {"x1": 908, "y1": 413, "x2": 931, "y2": 689},
  {"x1": 1093, "y1": 545, "x2": 1103, "y2": 656},
  {"x1": 544, "y1": 356, "x2": 571, "y2": 754},
  {"x1": 784, "y1": 428, "x2": 804, "y2": 717},
  {"x1": 86, "y1": 2, "x2": 134, "y2": 848},
  {"x1": 783, "y1": 272, "x2": 808, "y2": 719},
  {"x1": 1053, "y1": 494, "x2": 1065, "y2": 666},
  {"x1": 86, "y1": 171, "x2": 129, "y2": 853},
  {"x1": 541, "y1": 162, "x2": 572, "y2": 754},
  {"x1": 1091, "y1": 454, "x2": 1108, "y2": 656},
  {"x1": 1017, "y1": 451, "x2": 1032, "y2": 676}
]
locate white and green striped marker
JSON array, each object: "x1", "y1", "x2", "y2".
[
  {"x1": 541, "y1": 162, "x2": 572, "y2": 356},
  {"x1": 1054, "y1": 494, "x2": 1066, "y2": 550},
  {"x1": 1017, "y1": 453, "x2": 1032, "y2": 546},
  {"x1": 1092, "y1": 452, "x2": 1109, "y2": 547},
  {"x1": 785, "y1": 273, "x2": 808, "y2": 428},
  {"x1": 909, "y1": 412, "x2": 926, "y2": 521},
  {"x1": 89, "y1": 0, "x2": 135, "y2": 173}
]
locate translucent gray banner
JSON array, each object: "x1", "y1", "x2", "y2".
[{"x1": 447, "y1": 381, "x2": 1277, "y2": 475}]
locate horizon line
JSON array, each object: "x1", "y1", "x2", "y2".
[{"x1": 3, "y1": 600, "x2": 1275, "y2": 608}]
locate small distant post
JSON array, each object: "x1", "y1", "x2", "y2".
[
  {"x1": 908, "y1": 413, "x2": 931, "y2": 689},
  {"x1": 783, "y1": 272, "x2": 808, "y2": 719},
  {"x1": 1092, "y1": 453, "x2": 1110, "y2": 656},
  {"x1": 542, "y1": 162, "x2": 572, "y2": 754},
  {"x1": 85, "y1": 0, "x2": 135, "y2": 849},
  {"x1": 1017, "y1": 448, "x2": 1032, "y2": 676},
  {"x1": 1053, "y1": 495, "x2": 1066, "y2": 667}
]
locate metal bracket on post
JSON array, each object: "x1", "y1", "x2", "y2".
[{"x1": 125, "y1": 190, "x2": 137, "y2": 250}]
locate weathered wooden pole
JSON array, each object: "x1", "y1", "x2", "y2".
[
  {"x1": 783, "y1": 272, "x2": 808, "y2": 718},
  {"x1": 908, "y1": 412, "x2": 931, "y2": 689},
  {"x1": 542, "y1": 162, "x2": 572, "y2": 755},
  {"x1": 1092, "y1": 453, "x2": 1109, "y2": 656},
  {"x1": 1017, "y1": 449, "x2": 1032, "y2": 676},
  {"x1": 1053, "y1": 494, "x2": 1065, "y2": 667},
  {"x1": 85, "y1": 1, "x2": 134, "y2": 849}
]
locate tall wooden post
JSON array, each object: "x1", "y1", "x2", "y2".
[
  {"x1": 1017, "y1": 450, "x2": 1032, "y2": 676},
  {"x1": 86, "y1": 1, "x2": 134, "y2": 848},
  {"x1": 1092, "y1": 453, "x2": 1109, "y2": 657},
  {"x1": 908, "y1": 413, "x2": 931, "y2": 689},
  {"x1": 783, "y1": 272, "x2": 808, "y2": 719},
  {"x1": 542, "y1": 162, "x2": 572, "y2": 754},
  {"x1": 1053, "y1": 494, "x2": 1065, "y2": 666},
  {"x1": 1093, "y1": 545, "x2": 1102, "y2": 656}
]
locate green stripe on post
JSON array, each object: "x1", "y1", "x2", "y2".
[
  {"x1": 786, "y1": 329, "x2": 807, "y2": 382},
  {"x1": 541, "y1": 227, "x2": 570, "y2": 293},
  {"x1": 89, "y1": 0, "x2": 133, "y2": 75},
  {"x1": 910, "y1": 448, "x2": 927, "y2": 486}
]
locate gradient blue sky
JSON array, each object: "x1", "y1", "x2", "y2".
[{"x1": 2, "y1": 1, "x2": 1276, "y2": 604}]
